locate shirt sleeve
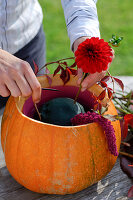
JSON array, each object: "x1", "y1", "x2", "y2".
[{"x1": 61, "y1": 0, "x2": 100, "y2": 50}]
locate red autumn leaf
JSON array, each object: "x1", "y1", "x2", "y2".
[
  {"x1": 53, "y1": 65, "x2": 61, "y2": 77},
  {"x1": 100, "y1": 81, "x2": 107, "y2": 88},
  {"x1": 101, "y1": 75, "x2": 110, "y2": 82},
  {"x1": 114, "y1": 77, "x2": 124, "y2": 91},
  {"x1": 93, "y1": 101, "x2": 102, "y2": 112},
  {"x1": 98, "y1": 89, "x2": 106, "y2": 101},
  {"x1": 124, "y1": 114, "x2": 133, "y2": 127},
  {"x1": 93, "y1": 103, "x2": 99, "y2": 111},
  {"x1": 123, "y1": 114, "x2": 133, "y2": 139},
  {"x1": 61, "y1": 61, "x2": 67, "y2": 67},
  {"x1": 69, "y1": 62, "x2": 77, "y2": 68},
  {"x1": 107, "y1": 87, "x2": 113, "y2": 91},
  {"x1": 33, "y1": 60, "x2": 39, "y2": 75},
  {"x1": 128, "y1": 186, "x2": 133, "y2": 198},
  {"x1": 60, "y1": 68, "x2": 70, "y2": 85},
  {"x1": 66, "y1": 67, "x2": 72, "y2": 75},
  {"x1": 108, "y1": 88, "x2": 113, "y2": 99},
  {"x1": 46, "y1": 75, "x2": 52, "y2": 87},
  {"x1": 123, "y1": 121, "x2": 129, "y2": 139},
  {"x1": 69, "y1": 68, "x2": 78, "y2": 76}
]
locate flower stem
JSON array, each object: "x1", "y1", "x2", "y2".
[
  {"x1": 113, "y1": 99, "x2": 133, "y2": 114},
  {"x1": 74, "y1": 84, "x2": 82, "y2": 104},
  {"x1": 74, "y1": 73, "x2": 86, "y2": 104},
  {"x1": 121, "y1": 141, "x2": 131, "y2": 147},
  {"x1": 126, "y1": 92, "x2": 132, "y2": 107},
  {"x1": 34, "y1": 103, "x2": 41, "y2": 121},
  {"x1": 119, "y1": 151, "x2": 133, "y2": 158},
  {"x1": 37, "y1": 57, "x2": 75, "y2": 74},
  {"x1": 115, "y1": 105, "x2": 130, "y2": 114}
]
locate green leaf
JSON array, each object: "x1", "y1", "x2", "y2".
[
  {"x1": 108, "y1": 35, "x2": 123, "y2": 47},
  {"x1": 112, "y1": 34, "x2": 116, "y2": 39}
]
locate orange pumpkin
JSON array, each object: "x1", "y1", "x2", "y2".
[{"x1": 1, "y1": 75, "x2": 121, "y2": 194}]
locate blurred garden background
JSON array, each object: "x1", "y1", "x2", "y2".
[{"x1": 39, "y1": 0, "x2": 133, "y2": 76}]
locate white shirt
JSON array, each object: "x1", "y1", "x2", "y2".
[
  {"x1": 61, "y1": 0, "x2": 100, "y2": 49},
  {"x1": 0, "y1": 0, "x2": 100, "y2": 54},
  {"x1": 0, "y1": 0, "x2": 43, "y2": 54}
]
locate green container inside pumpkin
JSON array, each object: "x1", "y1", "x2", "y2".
[{"x1": 34, "y1": 98, "x2": 85, "y2": 126}]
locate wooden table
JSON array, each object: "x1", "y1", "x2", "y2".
[
  {"x1": 0, "y1": 159, "x2": 132, "y2": 200},
  {"x1": 0, "y1": 76, "x2": 133, "y2": 200}
]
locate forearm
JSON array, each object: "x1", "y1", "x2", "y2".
[{"x1": 61, "y1": 0, "x2": 100, "y2": 50}]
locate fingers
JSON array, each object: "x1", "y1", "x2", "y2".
[
  {"x1": 14, "y1": 75, "x2": 32, "y2": 98},
  {"x1": 0, "y1": 51, "x2": 41, "y2": 103},
  {"x1": 22, "y1": 62, "x2": 41, "y2": 103},
  {"x1": 77, "y1": 68, "x2": 83, "y2": 85},
  {"x1": 4, "y1": 78, "x2": 21, "y2": 97},
  {"x1": 112, "y1": 48, "x2": 115, "y2": 60},
  {"x1": 81, "y1": 72, "x2": 106, "y2": 92},
  {"x1": 77, "y1": 69, "x2": 106, "y2": 92},
  {"x1": 76, "y1": 47, "x2": 115, "y2": 92},
  {"x1": 0, "y1": 84, "x2": 11, "y2": 97},
  {"x1": 73, "y1": 36, "x2": 90, "y2": 53}
]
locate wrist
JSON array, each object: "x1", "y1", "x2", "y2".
[{"x1": 73, "y1": 36, "x2": 91, "y2": 53}]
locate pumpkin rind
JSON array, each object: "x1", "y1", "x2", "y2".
[{"x1": 1, "y1": 75, "x2": 121, "y2": 194}]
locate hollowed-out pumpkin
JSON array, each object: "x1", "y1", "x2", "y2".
[{"x1": 1, "y1": 75, "x2": 121, "y2": 194}]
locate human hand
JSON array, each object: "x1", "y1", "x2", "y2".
[
  {"x1": 73, "y1": 37, "x2": 114, "y2": 92},
  {"x1": 0, "y1": 49, "x2": 41, "y2": 103}
]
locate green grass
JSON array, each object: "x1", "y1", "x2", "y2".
[{"x1": 39, "y1": 0, "x2": 133, "y2": 76}]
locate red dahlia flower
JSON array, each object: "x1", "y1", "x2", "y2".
[{"x1": 75, "y1": 37, "x2": 113, "y2": 74}]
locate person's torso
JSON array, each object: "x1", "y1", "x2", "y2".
[{"x1": 0, "y1": 0, "x2": 43, "y2": 54}]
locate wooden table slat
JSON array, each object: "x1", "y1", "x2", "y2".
[{"x1": 0, "y1": 159, "x2": 132, "y2": 200}]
